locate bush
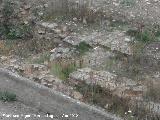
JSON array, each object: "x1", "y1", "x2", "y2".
[
  {"x1": 6, "y1": 25, "x2": 32, "y2": 40},
  {"x1": 75, "y1": 41, "x2": 92, "y2": 55},
  {"x1": 0, "y1": 91, "x2": 17, "y2": 102},
  {"x1": 1, "y1": 0, "x2": 33, "y2": 40},
  {"x1": 126, "y1": 29, "x2": 154, "y2": 42}
]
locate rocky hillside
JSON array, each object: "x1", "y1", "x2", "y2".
[{"x1": 0, "y1": 0, "x2": 160, "y2": 120}]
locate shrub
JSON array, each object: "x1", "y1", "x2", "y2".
[
  {"x1": 6, "y1": 24, "x2": 32, "y2": 40},
  {"x1": 126, "y1": 29, "x2": 154, "y2": 42},
  {"x1": 1, "y1": 0, "x2": 15, "y2": 21},
  {"x1": 0, "y1": 91, "x2": 17, "y2": 102},
  {"x1": 1, "y1": 0, "x2": 32, "y2": 40},
  {"x1": 75, "y1": 41, "x2": 92, "y2": 55}
]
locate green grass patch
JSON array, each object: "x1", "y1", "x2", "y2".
[
  {"x1": 0, "y1": 91, "x2": 17, "y2": 102},
  {"x1": 75, "y1": 41, "x2": 92, "y2": 55},
  {"x1": 50, "y1": 61, "x2": 77, "y2": 80},
  {"x1": 120, "y1": 0, "x2": 136, "y2": 6},
  {"x1": 6, "y1": 24, "x2": 32, "y2": 40},
  {"x1": 126, "y1": 29, "x2": 154, "y2": 43},
  {"x1": 31, "y1": 52, "x2": 50, "y2": 64}
]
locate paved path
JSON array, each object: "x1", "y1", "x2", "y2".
[{"x1": 0, "y1": 101, "x2": 55, "y2": 120}]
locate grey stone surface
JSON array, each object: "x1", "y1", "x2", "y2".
[
  {"x1": 98, "y1": 30, "x2": 132, "y2": 55},
  {"x1": 83, "y1": 47, "x2": 114, "y2": 69},
  {"x1": 0, "y1": 101, "x2": 54, "y2": 120},
  {"x1": 50, "y1": 47, "x2": 74, "y2": 61},
  {"x1": 69, "y1": 68, "x2": 144, "y2": 98},
  {"x1": 63, "y1": 31, "x2": 133, "y2": 55},
  {"x1": 63, "y1": 36, "x2": 82, "y2": 46}
]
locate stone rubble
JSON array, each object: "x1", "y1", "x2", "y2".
[
  {"x1": 50, "y1": 46, "x2": 76, "y2": 61},
  {"x1": 98, "y1": 30, "x2": 133, "y2": 55},
  {"x1": 69, "y1": 68, "x2": 145, "y2": 99},
  {"x1": 82, "y1": 47, "x2": 114, "y2": 69},
  {"x1": 63, "y1": 35, "x2": 82, "y2": 46},
  {"x1": 62, "y1": 30, "x2": 133, "y2": 55}
]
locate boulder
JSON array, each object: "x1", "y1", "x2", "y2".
[
  {"x1": 50, "y1": 47, "x2": 74, "y2": 61},
  {"x1": 63, "y1": 36, "x2": 82, "y2": 45},
  {"x1": 40, "y1": 22, "x2": 58, "y2": 30}
]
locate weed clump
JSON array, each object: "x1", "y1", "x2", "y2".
[
  {"x1": 32, "y1": 52, "x2": 50, "y2": 64},
  {"x1": 0, "y1": 91, "x2": 17, "y2": 102},
  {"x1": 126, "y1": 29, "x2": 154, "y2": 42},
  {"x1": 75, "y1": 41, "x2": 92, "y2": 55},
  {"x1": 50, "y1": 61, "x2": 77, "y2": 80},
  {"x1": 120, "y1": 0, "x2": 136, "y2": 6}
]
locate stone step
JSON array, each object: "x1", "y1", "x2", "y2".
[
  {"x1": 63, "y1": 30, "x2": 133, "y2": 55},
  {"x1": 36, "y1": 21, "x2": 134, "y2": 55}
]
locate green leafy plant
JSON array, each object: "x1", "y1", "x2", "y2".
[
  {"x1": 75, "y1": 41, "x2": 92, "y2": 55},
  {"x1": 0, "y1": 91, "x2": 17, "y2": 102}
]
